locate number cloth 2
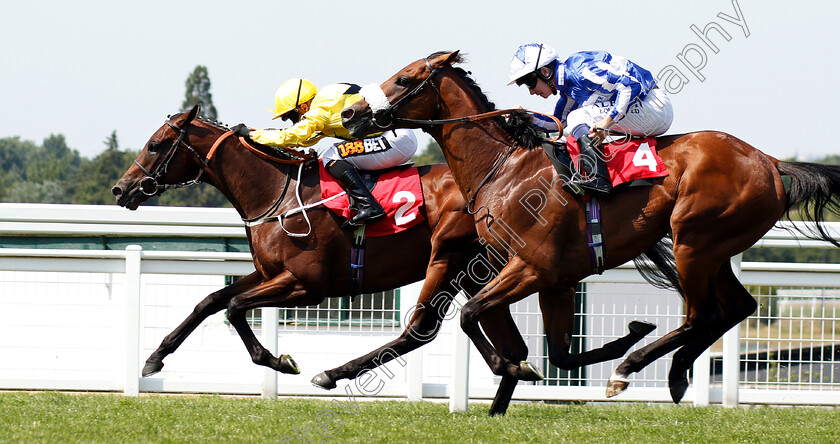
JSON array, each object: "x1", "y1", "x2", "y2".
[{"x1": 319, "y1": 163, "x2": 425, "y2": 237}]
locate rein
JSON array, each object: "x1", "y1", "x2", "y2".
[
  {"x1": 466, "y1": 144, "x2": 517, "y2": 215},
  {"x1": 365, "y1": 61, "x2": 564, "y2": 214}
]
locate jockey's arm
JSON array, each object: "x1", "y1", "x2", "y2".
[
  {"x1": 608, "y1": 79, "x2": 643, "y2": 122},
  {"x1": 250, "y1": 110, "x2": 329, "y2": 148}
]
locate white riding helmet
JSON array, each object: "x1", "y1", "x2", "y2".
[{"x1": 508, "y1": 43, "x2": 559, "y2": 85}]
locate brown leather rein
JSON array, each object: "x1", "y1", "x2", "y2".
[
  {"x1": 390, "y1": 107, "x2": 564, "y2": 142},
  {"x1": 207, "y1": 131, "x2": 316, "y2": 165}
]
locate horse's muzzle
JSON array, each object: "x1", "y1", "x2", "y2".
[
  {"x1": 112, "y1": 180, "x2": 145, "y2": 210},
  {"x1": 341, "y1": 107, "x2": 373, "y2": 138}
]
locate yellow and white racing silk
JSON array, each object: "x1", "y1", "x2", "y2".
[{"x1": 251, "y1": 83, "x2": 365, "y2": 148}]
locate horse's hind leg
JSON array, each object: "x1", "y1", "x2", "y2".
[
  {"x1": 666, "y1": 262, "x2": 756, "y2": 403},
  {"x1": 142, "y1": 271, "x2": 264, "y2": 377},
  {"x1": 540, "y1": 286, "x2": 657, "y2": 371},
  {"x1": 226, "y1": 270, "x2": 321, "y2": 374}
]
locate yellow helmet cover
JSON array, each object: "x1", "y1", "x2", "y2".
[{"x1": 270, "y1": 78, "x2": 317, "y2": 119}]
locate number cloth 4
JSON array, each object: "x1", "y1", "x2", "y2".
[{"x1": 564, "y1": 136, "x2": 668, "y2": 187}]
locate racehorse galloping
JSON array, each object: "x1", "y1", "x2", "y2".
[
  {"x1": 341, "y1": 51, "x2": 840, "y2": 403},
  {"x1": 112, "y1": 105, "x2": 658, "y2": 415}
]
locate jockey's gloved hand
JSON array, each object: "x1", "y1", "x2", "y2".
[{"x1": 231, "y1": 123, "x2": 252, "y2": 138}]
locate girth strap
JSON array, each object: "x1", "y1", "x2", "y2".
[
  {"x1": 585, "y1": 196, "x2": 605, "y2": 275},
  {"x1": 349, "y1": 225, "x2": 367, "y2": 299}
]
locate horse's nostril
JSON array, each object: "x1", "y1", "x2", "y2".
[
  {"x1": 341, "y1": 108, "x2": 355, "y2": 120},
  {"x1": 112, "y1": 186, "x2": 123, "y2": 197}
]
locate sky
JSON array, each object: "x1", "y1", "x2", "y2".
[{"x1": 1, "y1": 0, "x2": 838, "y2": 161}]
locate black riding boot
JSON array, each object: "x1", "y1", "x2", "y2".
[
  {"x1": 325, "y1": 160, "x2": 385, "y2": 225},
  {"x1": 563, "y1": 135, "x2": 612, "y2": 197}
]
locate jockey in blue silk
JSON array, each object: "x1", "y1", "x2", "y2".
[{"x1": 509, "y1": 42, "x2": 673, "y2": 197}]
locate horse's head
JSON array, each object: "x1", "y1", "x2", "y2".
[
  {"x1": 112, "y1": 105, "x2": 209, "y2": 210},
  {"x1": 342, "y1": 51, "x2": 462, "y2": 138}
]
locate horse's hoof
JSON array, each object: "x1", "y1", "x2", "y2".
[
  {"x1": 142, "y1": 360, "x2": 164, "y2": 377},
  {"x1": 519, "y1": 361, "x2": 545, "y2": 381},
  {"x1": 605, "y1": 379, "x2": 629, "y2": 398},
  {"x1": 629, "y1": 320, "x2": 656, "y2": 337},
  {"x1": 606, "y1": 370, "x2": 630, "y2": 398},
  {"x1": 311, "y1": 372, "x2": 337, "y2": 390},
  {"x1": 669, "y1": 378, "x2": 689, "y2": 404},
  {"x1": 279, "y1": 354, "x2": 300, "y2": 374}
]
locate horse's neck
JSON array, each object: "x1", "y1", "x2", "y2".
[
  {"x1": 431, "y1": 81, "x2": 517, "y2": 198},
  {"x1": 198, "y1": 133, "x2": 300, "y2": 220}
]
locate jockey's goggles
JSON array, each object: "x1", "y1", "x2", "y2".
[{"x1": 516, "y1": 72, "x2": 539, "y2": 90}]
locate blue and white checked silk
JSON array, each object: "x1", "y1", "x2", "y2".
[{"x1": 532, "y1": 51, "x2": 657, "y2": 131}]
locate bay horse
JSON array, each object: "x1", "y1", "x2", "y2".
[
  {"x1": 112, "y1": 105, "x2": 661, "y2": 415},
  {"x1": 341, "y1": 51, "x2": 840, "y2": 403}
]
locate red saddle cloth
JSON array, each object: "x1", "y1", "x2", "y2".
[
  {"x1": 319, "y1": 163, "x2": 425, "y2": 237},
  {"x1": 565, "y1": 136, "x2": 668, "y2": 187}
]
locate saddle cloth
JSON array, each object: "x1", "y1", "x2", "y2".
[
  {"x1": 565, "y1": 136, "x2": 668, "y2": 187},
  {"x1": 319, "y1": 163, "x2": 425, "y2": 237}
]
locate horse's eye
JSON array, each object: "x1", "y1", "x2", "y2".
[
  {"x1": 148, "y1": 142, "x2": 160, "y2": 153},
  {"x1": 395, "y1": 76, "x2": 410, "y2": 87}
]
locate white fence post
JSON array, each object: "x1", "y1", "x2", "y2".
[
  {"x1": 400, "y1": 281, "x2": 425, "y2": 401},
  {"x1": 261, "y1": 308, "x2": 279, "y2": 399},
  {"x1": 449, "y1": 291, "x2": 470, "y2": 413},
  {"x1": 124, "y1": 245, "x2": 142, "y2": 397},
  {"x1": 722, "y1": 254, "x2": 743, "y2": 407},
  {"x1": 692, "y1": 348, "x2": 711, "y2": 406}
]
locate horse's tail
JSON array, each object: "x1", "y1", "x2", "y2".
[
  {"x1": 633, "y1": 235, "x2": 685, "y2": 300},
  {"x1": 777, "y1": 160, "x2": 840, "y2": 248}
]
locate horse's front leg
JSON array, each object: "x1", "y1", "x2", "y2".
[
  {"x1": 226, "y1": 270, "x2": 319, "y2": 374},
  {"x1": 142, "y1": 271, "x2": 265, "y2": 377},
  {"x1": 459, "y1": 257, "x2": 544, "y2": 382}
]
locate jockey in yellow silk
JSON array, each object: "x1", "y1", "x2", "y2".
[{"x1": 240, "y1": 78, "x2": 417, "y2": 225}]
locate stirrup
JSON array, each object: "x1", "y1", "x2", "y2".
[
  {"x1": 349, "y1": 205, "x2": 385, "y2": 225},
  {"x1": 578, "y1": 178, "x2": 612, "y2": 198}
]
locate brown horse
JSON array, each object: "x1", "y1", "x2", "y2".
[
  {"x1": 112, "y1": 105, "x2": 658, "y2": 414},
  {"x1": 341, "y1": 51, "x2": 840, "y2": 404}
]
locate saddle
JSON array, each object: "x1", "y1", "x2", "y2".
[
  {"x1": 540, "y1": 136, "x2": 669, "y2": 274},
  {"x1": 541, "y1": 136, "x2": 667, "y2": 193},
  {"x1": 318, "y1": 162, "x2": 425, "y2": 238},
  {"x1": 357, "y1": 163, "x2": 415, "y2": 192}
]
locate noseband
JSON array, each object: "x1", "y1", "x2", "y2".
[{"x1": 134, "y1": 119, "x2": 210, "y2": 195}]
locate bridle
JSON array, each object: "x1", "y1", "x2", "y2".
[
  {"x1": 369, "y1": 58, "x2": 553, "y2": 130},
  {"x1": 364, "y1": 57, "x2": 566, "y2": 215},
  {"x1": 366, "y1": 58, "x2": 528, "y2": 216},
  {"x1": 134, "y1": 118, "x2": 209, "y2": 196},
  {"x1": 371, "y1": 58, "x2": 444, "y2": 129}
]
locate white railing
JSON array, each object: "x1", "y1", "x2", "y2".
[{"x1": 1, "y1": 204, "x2": 839, "y2": 409}]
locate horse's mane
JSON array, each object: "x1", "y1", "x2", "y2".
[
  {"x1": 427, "y1": 51, "x2": 543, "y2": 150},
  {"x1": 195, "y1": 114, "x2": 231, "y2": 131},
  {"x1": 188, "y1": 113, "x2": 304, "y2": 163}
]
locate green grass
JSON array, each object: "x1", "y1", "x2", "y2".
[{"x1": 0, "y1": 392, "x2": 838, "y2": 443}]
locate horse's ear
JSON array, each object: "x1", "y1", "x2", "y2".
[
  {"x1": 445, "y1": 50, "x2": 461, "y2": 65},
  {"x1": 429, "y1": 50, "x2": 462, "y2": 68},
  {"x1": 184, "y1": 104, "x2": 201, "y2": 125}
]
